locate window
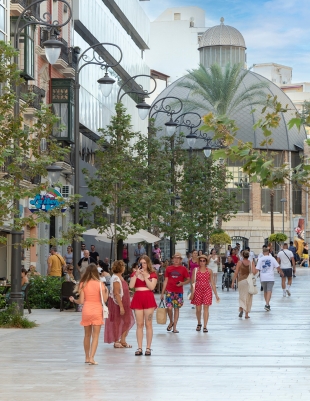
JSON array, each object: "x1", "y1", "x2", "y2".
[
  {"x1": 0, "y1": 0, "x2": 7, "y2": 42},
  {"x1": 226, "y1": 159, "x2": 250, "y2": 213},
  {"x1": 10, "y1": 17, "x2": 35, "y2": 80},
  {"x1": 174, "y1": 13, "x2": 181, "y2": 20},
  {"x1": 261, "y1": 186, "x2": 283, "y2": 213},
  {"x1": 51, "y1": 79, "x2": 74, "y2": 143}
]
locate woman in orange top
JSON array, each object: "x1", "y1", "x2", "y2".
[{"x1": 69, "y1": 263, "x2": 108, "y2": 365}]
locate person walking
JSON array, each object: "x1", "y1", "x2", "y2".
[
  {"x1": 208, "y1": 248, "x2": 220, "y2": 287},
  {"x1": 129, "y1": 255, "x2": 157, "y2": 356},
  {"x1": 277, "y1": 243, "x2": 295, "y2": 297},
  {"x1": 161, "y1": 252, "x2": 190, "y2": 334},
  {"x1": 190, "y1": 254, "x2": 220, "y2": 332},
  {"x1": 188, "y1": 249, "x2": 199, "y2": 278},
  {"x1": 104, "y1": 260, "x2": 135, "y2": 349},
  {"x1": 288, "y1": 241, "x2": 297, "y2": 277},
  {"x1": 134, "y1": 243, "x2": 146, "y2": 262},
  {"x1": 69, "y1": 263, "x2": 108, "y2": 365},
  {"x1": 231, "y1": 250, "x2": 256, "y2": 318},
  {"x1": 254, "y1": 247, "x2": 283, "y2": 311},
  {"x1": 77, "y1": 250, "x2": 97, "y2": 278},
  {"x1": 47, "y1": 247, "x2": 66, "y2": 277},
  {"x1": 64, "y1": 246, "x2": 73, "y2": 265}
]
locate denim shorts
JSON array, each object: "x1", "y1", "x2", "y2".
[{"x1": 165, "y1": 291, "x2": 184, "y2": 309}]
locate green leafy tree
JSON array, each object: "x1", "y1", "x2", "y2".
[
  {"x1": 0, "y1": 41, "x2": 77, "y2": 247},
  {"x1": 176, "y1": 148, "x2": 240, "y2": 247},
  {"x1": 83, "y1": 103, "x2": 173, "y2": 259}
]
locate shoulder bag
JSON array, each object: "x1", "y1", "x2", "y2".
[
  {"x1": 246, "y1": 262, "x2": 258, "y2": 295},
  {"x1": 187, "y1": 268, "x2": 197, "y2": 300},
  {"x1": 282, "y1": 250, "x2": 293, "y2": 266},
  {"x1": 99, "y1": 282, "x2": 109, "y2": 319}
]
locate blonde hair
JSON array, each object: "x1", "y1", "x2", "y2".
[{"x1": 138, "y1": 255, "x2": 154, "y2": 273}]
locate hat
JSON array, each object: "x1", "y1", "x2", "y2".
[
  {"x1": 197, "y1": 254, "x2": 208, "y2": 261},
  {"x1": 172, "y1": 252, "x2": 183, "y2": 259}
]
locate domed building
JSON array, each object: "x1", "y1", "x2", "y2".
[{"x1": 151, "y1": 18, "x2": 307, "y2": 255}]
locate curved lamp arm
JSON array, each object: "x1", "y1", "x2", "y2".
[
  {"x1": 76, "y1": 43, "x2": 123, "y2": 76},
  {"x1": 14, "y1": 0, "x2": 72, "y2": 48},
  {"x1": 117, "y1": 74, "x2": 157, "y2": 103},
  {"x1": 149, "y1": 96, "x2": 183, "y2": 120}
]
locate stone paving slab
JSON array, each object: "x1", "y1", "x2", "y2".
[{"x1": 0, "y1": 268, "x2": 310, "y2": 401}]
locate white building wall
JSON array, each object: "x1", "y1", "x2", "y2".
[
  {"x1": 146, "y1": 7, "x2": 206, "y2": 84},
  {"x1": 252, "y1": 63, "x2": 292, "y2": 85}
]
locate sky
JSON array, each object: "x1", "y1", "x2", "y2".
[{"x1": 140, "y1": 0, "x2": 310, "y2": 83}]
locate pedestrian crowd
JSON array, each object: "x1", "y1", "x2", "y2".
[{"x1": 12, "y1": 240, "x2": 301, "y2": 364}]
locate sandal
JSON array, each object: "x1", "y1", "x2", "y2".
[
  {"x1": 203, "y1": 327, "x2": 208, "y2": 333},
  {"x1": 196, "y1": 324, "x2": 202, "y2": 331},
  {"x1": 114, "y1": 342, "x2": 124, "y2": 348},
  {"x1": 238, "y1": 310, "x2": 243, "y2": 318},
  {"x1": 120, "y1": 342, "x2": 132, "y2": 348},
  {"x1": 167, "y1": 322, "x2": 174, "y2": 332},
  {"x1": 145, "y1": 348, "x2": 152, "y2": 356},
  {"x1": 172, "y1": 330, "x2": 179, "y2": 333},
  {"x1": 135, "y1": 348, "x2": 143, "y2": 356}
]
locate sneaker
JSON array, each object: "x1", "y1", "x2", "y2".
[
  {"x1": 283, "y1": 291, "x2": 286, "y2": 297},
  {"x1": 264, "y1": 305, "x2": 270, "y2": 311},
  {"x1": 293, "y1": 274, "x2": 296, "y2": 278},
  {"x1": 286, "y1": 289, "x2": 291, "y2": 296}
]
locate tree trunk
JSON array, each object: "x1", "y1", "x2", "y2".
[{"x1": 270, "y1": 190, "x2": 275, "y2": 234}]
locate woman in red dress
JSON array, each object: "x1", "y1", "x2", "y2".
[
  {"x1": 69, "y1": 263, "x2": 108, "y2": 365},
  {"x1": 190, "y1": 254, "x2": 220, "y2": 333},
  {"x1": 104, "y1": 260, "x2": 135, "y2": 348},
  {"x1": 129, "y1": 255, "x2": 157, "y2": 356}
]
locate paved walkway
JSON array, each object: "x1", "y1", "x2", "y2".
[{"x1": 1, "y1": 268, "x2": 310, "y2": 401}]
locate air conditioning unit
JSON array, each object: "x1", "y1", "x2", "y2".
[{"x1": 61, "y1": 185, "x2": 74, "y2": 198}]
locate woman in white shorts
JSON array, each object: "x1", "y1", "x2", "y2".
[{"x1": 208, "y1": 249, "x2": 220, "y2": 287}]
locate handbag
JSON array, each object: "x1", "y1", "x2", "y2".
[
  {"x1": 99, "y1": 281, "x2": 109, "y2": 319},
  {"x1": 247, "y1": 263, "x2": 258, "y2": 295},
  {"x1": 187, "y1": 268, "x2": 197, "y2": 300},
  {"x1": 156, "y1": 300, "x2": 167, "y2": 324}
]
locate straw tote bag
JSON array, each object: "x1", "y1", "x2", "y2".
[{"x1": 156, "y1": 300, "x2": 167, "y2": 324}]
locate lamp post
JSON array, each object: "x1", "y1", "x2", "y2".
[
  {"x1": 72, "y1": 43, "x2": 123, "y2": 274},
  {"x1": 11, "y1": 0, "x2": 72, "y2": 313},
  {"x1": 280, "y1": 198, "x2": 287, "y2": 234},
  {"x1": 112, "y1": 74, "x2": 156, "y2": 259}
]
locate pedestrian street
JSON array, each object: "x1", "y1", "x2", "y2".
[{"x1": 1, "y1": 268, "x2": 310, "y2": 401}]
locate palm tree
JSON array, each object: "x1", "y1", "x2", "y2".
[{"x1": 177, "y1": 62, "x2": 268, "y2": 117}]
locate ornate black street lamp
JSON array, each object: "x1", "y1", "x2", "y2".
[
  {"x1": 11, "y1": 0, "x2": 72, "y2": 313},
  {"x1": 72, "y1": 43, "x2": 123, "y2": 273}
]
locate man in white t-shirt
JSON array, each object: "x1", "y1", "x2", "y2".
[
  {"x1": 277, "y1": 243, "x2": 295, "y2": 297},
  {"x1": 255, "y1": 247, "x2": 283, "y2": 311}
]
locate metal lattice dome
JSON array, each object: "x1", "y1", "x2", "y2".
[
  {"x1": 199, "y1": 18, "x2": 246, "y2": 49},
  {"x1": 151, "y1": 70, "x2": 306, "y2": 152}
]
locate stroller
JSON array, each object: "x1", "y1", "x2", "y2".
[{"x1": 222, "y1": 265, "x2": 237, "y2": 291}]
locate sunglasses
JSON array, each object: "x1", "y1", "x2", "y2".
[
  {"x1": 68, "y1": 269, "x2": 73, "y2": 271},
  {"x1": 199, "y1": 259, "x2": 207, "y2": 262}
]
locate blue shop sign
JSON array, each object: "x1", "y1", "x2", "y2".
[{"x1": 29, "y1": 188, "x2": 66, "y2": 213}]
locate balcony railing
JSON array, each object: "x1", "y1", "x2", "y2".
[
  {"x1": 20, "y1": 84, "x2": 46, "y2": 110},
  {"x1": 11, "y1": 0, "x2": 41, "y2": 20}
]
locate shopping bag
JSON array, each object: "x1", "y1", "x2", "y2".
[{"x1": 156, "y1": 300, "x2": 167, "y2": 324}]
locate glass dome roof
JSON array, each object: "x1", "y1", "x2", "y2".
[{"x1": 151, "y1": 70, "x2": 306, "y2": 152}]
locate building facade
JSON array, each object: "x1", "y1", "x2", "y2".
[{"x1": 150, "y1": 15, "x2": 307, "y2": 256}]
